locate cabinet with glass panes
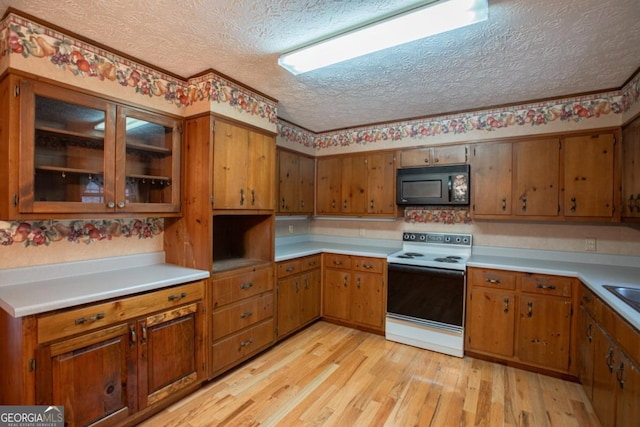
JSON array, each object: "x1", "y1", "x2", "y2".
[{"x1": 0, "y1": 76, "x2": 182, "y2": 218}]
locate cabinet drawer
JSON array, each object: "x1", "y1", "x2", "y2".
[
  {"x1": 468, "y1": 268, "x2": 517, "y2": 290},
  {"x1": 300, "y1": 255, "x2": 321, "y2": 272},
  {"x1": 579, "y1": 283, "x2": 598, "y2": 315},
  {"x1": 212, "y1": 293, "x2": 273, "y2": 340},
  {"x1": 212, "y1": 319, "x2": 274, "y2": 371},
  {"x1": 353, "y1": 256, "x2": 384, "y2": 274},
  {"x1": 324, "y1": 253, "x2": 351, "y2": 269},
  {"x1": 37, "y1": 281, "x2": 204, "y2": 344},
  {"x1": 520, "y1": 274, "x2": 572, "y2": 297},
  {"x1": 277, "y1": 260, "x2": 302, "y2": 278},
  {"x1": 211, "y1": 267, "x2": 274, "y2": 308}
]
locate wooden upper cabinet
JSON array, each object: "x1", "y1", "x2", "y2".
[
  {"x1": 622, "y1": 117, "x2": 640, "y2": 220},
  {"x1": 11, "y1": 77, "x2": 182, "y2": 217},
  {"x1": 400, "y1": 144, "x2": 468, "y2": 167},
  {"x1": 563, "y1": 131, "x2": 617, "y2": 219},
  {"x1": 316, "y1": 157, "x2": 342, "y2": 214},
  {"x1": 212, "y1": 119, "x2": 275, "y2": 210},
  {"x1": 317, "y1": 152, "x2": 395, "y2": 216},
  {"x1": 471, "y1": 142, "x2": 513, "y2": 216},
  {"x1": 513, "y1": 138, "x2": 560, "y2": 217},
  {"x1": 277, "y1": 149, "x2": 315, "y2": 214}
]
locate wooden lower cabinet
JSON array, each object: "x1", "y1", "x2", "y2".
[
  {"x1": 276, "y1": 255, "x2": 321, "y2": 339},
  {"x1": 465, "y1": 268, "x2": 576, "y2": 375},
  {"x1": 577, "y1": 283, "x2": 640, "y2": 427},
  {"x1": 23, "y1": 281, "x2": 206, "y2": 427},
  {"x1": 210, "y1": 264, "x2": 275, "y2": 378},
  {"x1": 322, "y1": 253, "x2": 386, "y2": 334}
]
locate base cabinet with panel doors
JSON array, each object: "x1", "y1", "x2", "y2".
[
  {"x1": 277, "y1": 148, "x2": 315, "y2": 215},
  {"x1": 0, "y1": 281, "x2": 205, "y2": 427},
  {"x1": 322, "y1": 253, "x2": 387, "y2": 334},
  {"x1": 275, "y1": 255, "x2": 321, "y2": 339},
  {"x1": 577, "y1": 284, "x2": 640, "y2": 427},
  {"x1": 465, "y1": 267, "x2": 576, "y2": 375},
  {"x1": 398, "y1": 144, "x2": 468, "y2": 168},
  {"x1": 0, "y1": 75, "x2": 182, "y2": 219},
  {"x1": 209, "y1": 263, "x2": 275, "y2": 378},
  {"x1": 471, "y1": 129, "x2": 620, "y2": 222},
  {"x1": 622, "y1": 116, "x2": 640, "y2": 221},
  {"x1": 316, "y1": 152, "x2": 395, "y2": 216}
]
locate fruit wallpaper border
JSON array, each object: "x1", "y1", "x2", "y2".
[
  {"x1": 0, "y1": 12, "x2": 277, "y2": 124},
  {"x1": 403, "y1": 207, "x2": 472, "y2": 225},
  {"x1": 0, "y1": 218, "x2": 164, "y2": 247}
]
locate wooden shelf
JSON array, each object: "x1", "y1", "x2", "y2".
[
  {"x1": 126, "y1": 141, "x2": 171, "y2": 154},
  {"x1": 127, "y1": 173, "x2": 171, "y2": 182},
  {"x1": 36, "y1": 165, "x2": 103, "y2": 175},
  {"x1": 36, "y1": 125, "x2": 105, "y2": 143}
]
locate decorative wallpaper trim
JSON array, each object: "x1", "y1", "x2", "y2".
[
  {"x1": 278, "y1": 91, "x2": 625, "y2": 150},
  {"x1": 403, "y1": 207, "x2": 472, "y2": 225},
  {"x1": 0, "y1": 13, "x2": 277, "y2": 123},
  {"x1": 0, "y1": 218, "x2": 164, "y2": 247}
]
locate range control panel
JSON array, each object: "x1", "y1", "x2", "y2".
[{"x1": 402, "y1": 232, "x2": 472, "y2": 247}]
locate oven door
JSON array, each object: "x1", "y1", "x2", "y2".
[{"x1": 387, "y1": 263, "x2": 465, "y2": 329}]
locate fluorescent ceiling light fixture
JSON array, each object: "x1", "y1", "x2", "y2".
[{"x1": 278, "y1": 0, "x2": 488, "y2": 75}]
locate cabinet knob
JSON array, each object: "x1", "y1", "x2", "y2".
[
  {"x1": 107, "y1": 201, "x2": 115, "y2": 208},
  {"x1": 117, "y1": 201, "x2": 125, "y2": 208}
]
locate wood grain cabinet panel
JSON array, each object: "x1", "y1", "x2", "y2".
[
  {"x1": 466, "y1": 288, "x2": 516, "y2": 357},
  {"x1": 471, "y1": 142, "x2": 513, "y2": 216},
  {"x1": 622, "y1": 117, "x2": 640, "y2": 220},
  {"x1": 277, "y1": 149, "x2": 315, "y2": 215}
]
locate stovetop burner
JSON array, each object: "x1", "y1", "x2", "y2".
[{"x1": 387, "y1": 232, "x2": 472, "y2": 271}]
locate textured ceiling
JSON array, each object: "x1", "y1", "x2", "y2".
[{"x1": 2, "y1": 0, "x2": 639, "y2": 132}]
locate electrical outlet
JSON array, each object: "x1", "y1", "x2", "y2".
[
  {"x1": 359, "y1": 228, "x2": 365, "y2": 237},
  {"x1": 288, "y1": 225, "x2": 294, "y2": 234},
  {"x1": 585, "y1": 238, "x2": 596, "y2": 251}
]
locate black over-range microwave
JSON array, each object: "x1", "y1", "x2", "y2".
[{"x1": 396, "y1": 164, "x2": 470, "y2": 206}]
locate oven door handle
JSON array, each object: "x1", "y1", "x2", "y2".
[{"x1": 388, "y1": 263, "x2": 465, "y2": 278}]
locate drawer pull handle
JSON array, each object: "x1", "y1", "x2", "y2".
[
  {"x1": 129, "y1": 326, "x2": 136, "y2": 347},
  {"x1": 240, "y1": 311, "x2": 253, "y2": 319},
  {"x1": 503, "y1": 298, "x2": 509, "y2": 313},
  {"x1": 486, "y1": 278, "x2": 502, "y2": 284},
  {"x1": 536, "y1": 283, "x2": 556, "y2": 290},
  {"x1": 75, "y1": 312, "x2": 105, "y2": 324},
  {"x1": 583, "y1": 295, "x2": 592, "y2": 303},
  {"x1": 308, "y1": 261, "x2": 316, "y2": 266},
  {"x1": 363, "y1": 263, "x2": 374, "y2": 269},
  {"x1": 333, "y1": 260, "x2": 343, "y2": 266},
  {"x1": 141, "y1": 323, "x2": 147, "y2": 344},
  {"x1": 606, "y1": 348, "x2": 615, "y2": 373},
  {"x1": 241, "y1": 282, "x2": 254, "y2": 290},
  {"x1": 240, "y1": 338, "x2": 254, "y2": 348},
  {"x1": 286, "y1": 266, "x2": 296, "y2": 272},
  {"x1": 168, "y1": 292, "x2": 187, "y2": 301},
  {"x1": 617, "y1": 362, "x2": 625, "y2": 389},
  {"x1": 240, "y1": 188, "x2": 245, "y2": 206},
  {"x1": 586, "y1": 323, "x2": 593, "y2": 343},
  {"x1": 527, "y1": 301, "x2": 533, "y2": 317}
]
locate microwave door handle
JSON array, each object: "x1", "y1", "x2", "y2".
[{"x1": 448, "y1": 176, "x2": 453, "y2": 202}]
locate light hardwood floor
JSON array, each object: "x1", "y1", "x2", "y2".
[{"x1": 140, "y1": 321, "x2": 600, "y2": 427}]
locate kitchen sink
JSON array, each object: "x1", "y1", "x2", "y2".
[{"x1": 603, "y1": 285, "x2": 640, "y2": 313}]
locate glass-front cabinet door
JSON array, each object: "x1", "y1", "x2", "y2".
[
  {"x1": 116, "y1": 106, "x2": 181, "y2": 213},
  {"x1": 19, "y1": 79, "x2": 116, "y2": 214},
  {"x1": 17, "y1": 79, "x2": 181, "y2": 215}
]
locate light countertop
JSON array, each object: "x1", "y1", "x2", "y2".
[
  {"x1": 468, "y1": 246, "x2": 640, "y2": 331},
  {"x1": 0, "y1": 252, "x2": 210, "y2": 318},
  {"x1": 275, "y1": 235, "x2": 401, "y2": 262}
]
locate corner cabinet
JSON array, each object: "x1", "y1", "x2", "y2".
[
  {"x1": 465, "y1": 267, "x2": 576, "y2": 375},
  {"x1": 0, "y1": 76, "x2": 182, "y2": 218},
  {"x1": 0, "y1": 281, "x2": 205, "y2": 427},
  {"x1": 277, "y1": 148, "x2": 315, "y2": 215}
]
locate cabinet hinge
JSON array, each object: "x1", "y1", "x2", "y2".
[
  {"x1": 13, "y1": 85, "x2": 19, "y2": 97},
  {"x1": 29, "y1": 358, "x2": 36, "y2": 372},
  {"x1": 13, "y1": 194, "x2": 18, "y2": 207},
  {"x1": 465, "y1": 146, "x2": 469, "y2": 162},
  {"x1": 177, "y1": 124, "x2": 183, "y2": 135},
  {"x1": 613, "y1": 137, "x2": 617, "y2": 146}
]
